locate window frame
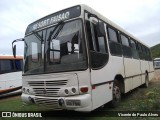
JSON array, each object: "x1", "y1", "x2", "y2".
[
  {"x1": 107, "y1": 26, "x2": 120, "y2": 43},
  {"x1": 120, "y1": 34, "x2": 130, "y2": 47},
  {"x1": 90, "y1": 21, "x2": 108, "y2": 53},
  {"x1": 120, "y1": 33, "x2": 132, "y2": 58},
  {"x1": 107, "y1": 25, "x2": 123, "y2": 57},
  {"x1": 130, "y1": 39, "x2": 137, "y2": 50}
]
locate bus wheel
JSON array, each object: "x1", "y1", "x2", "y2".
[
  {"x1": 110, "y1": 80, "x2": 121, "y2": 107},
  {"x1": 144, "y1": 73, "x2": 149, "y2": 88}
]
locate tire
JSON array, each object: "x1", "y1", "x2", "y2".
[
  {"x1": 144, "y1": 73, "x2": 149, "y2": 88},
  {"x1": 110, "y1": 80, "x2": 121, "y2": 108}
]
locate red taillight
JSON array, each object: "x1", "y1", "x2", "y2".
[
  {"x1": 92, "y1": 86, "x2": 96, "y2": 90},
  {"x1": 80, "y1": 87, "x2": 88, "y2": 93}
]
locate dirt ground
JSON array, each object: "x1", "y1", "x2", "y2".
[
  {"x1": 154, "y1": 69, "x2": 160, "y2": 80},
  {"x1": 151, "y1": 69, "x2": 160, "y2": 88}
]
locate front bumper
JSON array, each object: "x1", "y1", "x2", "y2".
[{"x1": 21, "y1": 93, "x2": 92, "y2": 112}]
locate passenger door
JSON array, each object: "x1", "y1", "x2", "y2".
[{"x1": 85, "y1": 12, "x2": 111, "y2": 109}]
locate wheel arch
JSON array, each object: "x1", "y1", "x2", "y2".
[
  {"x1": 145, "y1": 70, "x2": 148, "y2": 76},
  {"x1": 114, "y1": 74, "x2": 125, "y2": 93}
]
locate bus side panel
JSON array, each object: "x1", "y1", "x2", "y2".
[
  {"x1": 124, "y1": 78, "x2": 133, "y2": 93},
  {"x1": 77, "y1": 69, "x2": 92, "y2": 111},
  {"x1": 91, "y1": 56, "x2": 124, "y2": 109},
  {"x1": 91, "y1": 83, "x2": 112, "y2": 110},
  {"x1": 148, "y1": 61, "x2": 154, "y2": 81},
  {"x1": 140, "y1": 60, "x2": 149, "y2": 84},
  {"x1": 91, "y1": 56, "x2": 124, "y2": 85},
  {"x1": 0, "y1": 81, "x2": 6, "y2": 90},
  {"x1": 77, "y1": 69, "x2": 91, "y2": 90},
  {"x1": 123, "y1": 58, "x2": 141, "y2": 76},
  {"x1": 132, "y1": 75, "x2": 142, "y2": 89},
  {"x1": 3, "y1": 72, "x2": 22, "y2": 90},
  {"x1": 123, "y1": 58, "x2": 141, "y2": 92}
]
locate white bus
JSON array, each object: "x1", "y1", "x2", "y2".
[
  {"x1": 12, "y1": 5, "x2": 154, "y2": 111},
  {"x1": 0, "y1": 56, "x2": 23, "y2": 97},
  {"x1": 153, "y1": 58, "x2": 160, "y2": 69}
]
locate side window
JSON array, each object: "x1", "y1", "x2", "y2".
[
  {"x1": 107, "y1": 27, "x2": 122, "y2": 56},
  {"x1": 121, "y1": 34, "x2": 132, "y2": 58},
  {"x1": 130, "y1": 39, "x2": 139, "y2": 59},
  {"x1": 98, "y1": 37, "x2": 106, "y2": 53},
  {"x1": 31, "y1": 42, "x2": 38, "y2": 62},
  {"x1": 142, "y1": 45, "x2": 146, "y2": 60},
  {"x1": 142, "y1": 45, "x2": 148, "y2": 60},
  {"x1": 137, "y1": 43, "x2": 142, "y2": 52},
  {"x1": 90, "y1": 21, "x2": 109, "y2": 69},
  {"x1": 0, "y1": 60, "x2": 12, "y2": 73},
  {"x1": 10, "y1": 60, "x2": 14, "y2": 70},
  {"x1": 141, "y1": 45, "x2": 145, "y2": 53},
  {"x1": 121, "y1": 35, "x2": 129, "y2": 46},
  {"x1": 15, "y1": 60, "x2": 22, "y2": 71},
  {"x1": 137, "y1": 43, "x2": 143, "y2": 60},
  {"x1": 86, "y1": 20, "x2": 94, "y2": 51},
  {"x1": 130, "y1": 39, "x2": 136, "y2": 50},
  {"x1": 108, "y1": 27, "x2": 118, "y2": 42},
  {"x1": 145, "y1": 46, "x2": 149, "y2": 60},
  {"x1": 147, "y1": 48, "x2": 152, "y2": 61},
  {"x1": 21, "y1": 59, "x2": 23, "y2": 69},
  {"x1": 85, "y1": 12, "x2": 109, "y2": 69},
  {"x1": 91, "y1": 22, "x2": 107, "y2": 53}
]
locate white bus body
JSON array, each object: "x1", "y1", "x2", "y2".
[
  {"x1": 15, "y1": 5, "x2": 154, "y2": 111},
  {"x1": 0, "y1": 56, "x2": 23, "y2": 97},
  {"x1": 154, "y1": 58, "x2": 160, "y2": 69}
]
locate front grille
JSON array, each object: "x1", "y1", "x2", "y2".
[
  {"x1": 34, "y1": 97, "x2": 59, "y2": 108},
  {"x1": 33, "y1": 88, "x2": 60, "y2": 97},
  {"x1": 28, "y1": 80, "x2": 68, "y2": 97},
  {"x1": 28, "y1": 80, "x2": 68, "y2": 86}
]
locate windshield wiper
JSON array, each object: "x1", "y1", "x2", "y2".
[
  {"x1": 47, "y1": 21, "x2": 64, "y2": 41},
  {"x1": 32, "y1": 31, "x2": 44, "y2": 42}
]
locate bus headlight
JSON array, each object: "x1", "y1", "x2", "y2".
[
  {"x1": 64, "y1": 89, "x2": 69, "y2": 94},
  {"x1": 71, "y1": 88, "x2": 76, "y2": 93},
  {"x1": 22, "y1": 88, "x2": 26, "y2": 93},
  {"x1": 27, "y1": 89, "x2": 30, "y2": 93},
  {"x1": 22, "y1": 87, "x2": 33, "y2": 94}
]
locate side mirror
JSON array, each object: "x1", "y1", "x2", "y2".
[
  {"x1": 13, "y1": 45, "x2": 16, "y2": 58},
  {"x1": 12, "y1": 38, "x2": 24, "y2": 58},
  {"x1": 96, "y1": 21, "x2": 106, "y2": 37}
]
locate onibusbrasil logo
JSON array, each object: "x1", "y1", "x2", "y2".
[{"x1": 1, "y1": 112, "x2": 42, "y2": 118}]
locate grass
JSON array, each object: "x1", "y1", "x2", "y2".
[
  {"x1": 0, "y1": 72, "x2": 160, "y2": 120},
  {"x1": 112, "y1": 86, "x2": 160, "y2": 111},
  {"x1": 0, "y1": 95, "x2": 39, "y2": 111}
]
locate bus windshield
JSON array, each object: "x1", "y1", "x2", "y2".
[{"x1": 24, "y1": 19, "x2": 87, "y2": 75}]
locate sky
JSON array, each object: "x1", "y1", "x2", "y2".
[{"x1": 0, "y1": 0, "x2": 160, "y2": 55}]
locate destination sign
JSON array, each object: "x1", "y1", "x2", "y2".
[
  {"x1": 32, "y1": 12, "x2": 70, "y2": 30},
  {"x1": 25, "y1": 6, "x2": 81, "y2": 34}
]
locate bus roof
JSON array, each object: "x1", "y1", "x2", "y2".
[
  {"x1": 80, "y1": 4, "x2": 149, "y2": 48},
  {"x1": 25, "y1": 4, "x2": 149, "y2": 48},
  {"x1": 154, "y1": 58, "x2": 160, "y2": 60},
  {"x1": 0, "y1": 56, "x2": 23, "y2": 60}
]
